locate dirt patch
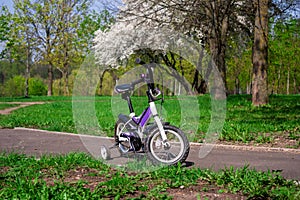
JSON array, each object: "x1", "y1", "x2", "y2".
[
  {"x1": 0, "y1": 102, "x2": 45, "y2": 115},
  {"x1": 42, "y1": 167, "x2": 113, "y2": 190},
  {"x1": 167, "y1": 184, "x2": 247, "y2": 200},
  {"x1": 40, "y1": 166, "x2": 247, "y2": 199}
]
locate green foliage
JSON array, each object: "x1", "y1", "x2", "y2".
[
  {"x1": 211, "y1": 166, "x2": 299, "y2": 199},
  {"x1": 78, "y1": 9, "x2": 115, "y2": 54},
  {"x1": 226, "y1": 35, "x2": 252, "y2": 94},
  {"x1": 0, "y1": 60, "x2": 26, "y2": 88},
  {"x1": 1, "y1": 152, "x2": 299, "y2": 199},
  {"x1": 29, "y1": 77, "x2": 47, "y2": 96},
  {"x1": 1, "y1": 75, "x2": 47, "y2": 97},
  {"x1": 2, "y1": 75, "x2": 25, "y2": 97},
  {"x1": 269, "y1": 18, "x2": 300, "y2": 94},
  {"x1": 0, "y1": 6, "x2": 10, "y2": 43},
  {"x1": 0, "y1": 0, "x2": 299, "y2": 100},
  {"x1": 225, "y1": 17, "x2": 300, "y2": 95},
  {"x1": 0, "y1": 152, "x2": 109, "y2": 199},
  {"x1": 0, "y1": 0, "x2": 115, "y2": 97}
]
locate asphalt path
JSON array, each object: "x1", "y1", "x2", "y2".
[{"x1": 1, "y1": 128, "x2": 299, "y2": 180}]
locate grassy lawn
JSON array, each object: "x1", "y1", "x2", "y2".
[
  {"x1": 0, "y1": 95, "x2": 299, "y2": 146},
  {"x1": 1, "y1": 152, "x2": 299, "y2": 199},
  {"x1": 0, "y1": 103, "x2": 19, "y2": 110}
]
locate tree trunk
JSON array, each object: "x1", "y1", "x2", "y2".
[
  {"x1": 252, "y1": 0, "x2": 269, "y2": 106},
  {"x1": 209, "y1": 37, "x2": 227, "y2": 94},
  {"x1": 286, "y1": 66, "x2": 290, "y2": 95},
  {"x1": 235, "y1": 78, "x2": 240, "y2": 95},
  {"x1": 207, "y1": 6, "x2": 229, "y2": 97},
  {"x1": 47, "y1": 64, "x2": 53, "y2": 96},
  {"x1": 293, "y1": 68, "x2": 297, "y2": 94},
  {"x1": 192, "y1": 48, "x2": 207, "y2": 94},
  {"x1": 25, "y1": 59, "x2": 30, "y2": 98},
  {"x1": 25, "y1": 45, "x2": 30, "y2": 98},
  {"x1": 62, "y1": 71, "x2": 69, "y2": 96},
  {"x1": 25, "y1": 29, "x2": 31, "y2": 98}
]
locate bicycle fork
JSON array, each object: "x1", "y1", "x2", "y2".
[{"x1": 149, "y1": 102, "x2": 170, "y2": 147}]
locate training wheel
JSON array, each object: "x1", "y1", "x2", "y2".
[{"x1": 100, "y1": 145, "x2": 111, "y2": 160}]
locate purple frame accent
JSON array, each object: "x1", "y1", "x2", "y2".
[
  {"x1": 132, "y1": 107, "x2": 152, "y2": 127},
  {"x1": 132, "y1": 117, "x2": 139, "y2": 124}
]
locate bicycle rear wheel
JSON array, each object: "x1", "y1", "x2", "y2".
[
  {"x1": 114, "y1": 120, "x2": 131, "y2": 153},
  {"x1": 145, "y1": 125, "x2": 190, "y2": 165}
]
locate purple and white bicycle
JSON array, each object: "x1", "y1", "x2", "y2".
[{"x1": 100, "y1": 59, "x2": 190, "y2": 165}]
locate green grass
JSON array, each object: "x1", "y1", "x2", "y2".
[
  {"x1": 0, "y1": 95, "x2": 76, "y2": 102},
  {"x1": 222, "y1": 95, "x2": 300, "y2": 143},
  {"x1": 0, "y1": 103, "x2": 19, "y2": 110},
  {"x1": 0, "y1": 95, "x2": 299, "y2": 144},
  {"x1": 1, "y1": 152, "x2": 299, "y2": 199}
]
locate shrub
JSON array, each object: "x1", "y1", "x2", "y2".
[
  {"x1": 1, "y1": 75, "x2": 47, "y2": 97},
  {"x1": 29, "y1": 77, "x2": 47, "y2": 96},
  {"x1": 2, "y1": 75, "x2": 25, "y2": 97}
]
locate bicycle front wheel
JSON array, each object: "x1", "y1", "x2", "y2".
[{"x1": 145, "y1": 125, "x2": 190, "y2": 165}]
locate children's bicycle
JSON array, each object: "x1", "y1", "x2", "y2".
[{"x1": 100, "y1": 59, "x2": 190, "y2": 165}]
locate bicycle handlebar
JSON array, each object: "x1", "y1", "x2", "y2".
[
  {"x1": 119, "y1": 58, "x2": 161, "y2": 101},
  {"x1": 131, "y1": 78, "x2": 144, "y2": 86},
  {"x1": 135, "y1": 58, "x2": 155, "y2": 90}
]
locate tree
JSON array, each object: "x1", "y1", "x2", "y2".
[
  {"x1": 78, "y1": 9, "x2": 115, "y2": 54},
  {"x1": 0, "y1": 6, "x2": 11, "y2": 57},
  {"x1": 0, "y1": 6, "x2": 11, "y2": 86},
  {"x1": 50, "y1": 8, "x2": 114, "y2": 96},
  {"x1": 252, "y1": 0, "x2": 269, "y2": 106},
  {"x1": 97, "y1": 0, "x2": 256, "y2": 93},
  {"x1": 13, "y1": 0, "x2": 93, "y2": 96},
  {"x1": 0, "y1": 4, "x2": 36, "y2": 98},
  {"x1": 251, "y1": 0, "x2": 298, "y2": 105},
  {"x1": 52, "y1": 0, "x2": 91, "y2": 96}
]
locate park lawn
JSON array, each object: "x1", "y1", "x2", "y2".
[
  {"x1": 0, "y1": 103, "x2": 20, "y2": 110},
  {"x1": 0, "y1": 95, "x2": 299, "y2": 145},
  {"x1": 1, "y1": 152, "x2": 299, "y2": 199}
]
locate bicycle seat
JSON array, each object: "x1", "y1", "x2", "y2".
[{"x1": 115, "y1": 84, "x2": 132, "y2": 93}]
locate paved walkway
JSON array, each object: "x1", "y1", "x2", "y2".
[{"x1": 1, "y1": 128, "x2": 299, "y2": 180}]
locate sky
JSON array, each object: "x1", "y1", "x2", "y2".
[{"x1": 0, "y1": 0, "x2": 13, "y2": 12}]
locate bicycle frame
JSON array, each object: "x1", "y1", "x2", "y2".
[
  {"x1": 99, "y1": 60, "x2": 190, "y2": 163},
  {"x1": 117, "y1": 63, "x2": 168, "y2": 143},
  {"x1": 122, "y1": 92, "x2": 168, "y2": 143}
]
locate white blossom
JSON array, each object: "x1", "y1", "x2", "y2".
[{"x1": 93, "y1": 0, "x2": 191, "y2": 67}]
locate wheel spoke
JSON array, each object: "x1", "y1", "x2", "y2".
[{"x1": 147, "y1": 126, "x2": 188, "y2": 165}]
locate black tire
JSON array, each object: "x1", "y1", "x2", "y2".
[{"x1": 145, "y1": 125, "x2": 190, "y2": 165}]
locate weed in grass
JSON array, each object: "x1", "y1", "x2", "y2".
[
  {"x1": 255, "y1": 133, "x2": 274, "y2": 144},
  {"x1": 147, "y1": 185, "x2": 172, "y2": 200},
  {"x1": 94, "y1": 171, "x2": 137, "y2": 198}
]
